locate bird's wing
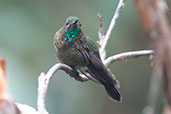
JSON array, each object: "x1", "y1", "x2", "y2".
[
  {"x1": 83, "y1": 35, "x2": 101, "y2": 60},
  {"x1": 75, "y1": 35, "x2": 121, "y2": 101},
  {"x1": 76, "y1": 35, "x2": 118, "y2": 85}
]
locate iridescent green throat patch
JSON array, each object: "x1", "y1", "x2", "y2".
[{"x1": 64, "y1": 28, "x2": 79, "y2": 42}]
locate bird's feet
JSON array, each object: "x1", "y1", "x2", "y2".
[{"x1": 69, "y1": 68, "x2": 89, "y2": 82}]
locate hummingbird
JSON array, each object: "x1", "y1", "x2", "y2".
[{"x1": 53, "y1": 16, "x2": 121, "y2": 101}]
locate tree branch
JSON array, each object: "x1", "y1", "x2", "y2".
[
  {"x1": 104, "y1": 50, "x2": 154, "y2": 66},
  {"x1": 99, "y1": 0, "x2": 126, "y2": 61},
  {"x1": 36, "y1": 63, "x2": 88, "y2": 113}
]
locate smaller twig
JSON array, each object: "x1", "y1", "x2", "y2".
[
  {"x1": 97, "y1": 13, "x2": 105, "y2": 45},
  {"x1": 97, "y1": 13, "x2": 106, "y2": 61},
  {"x1": 45, "y1": 63, "x2": 88, "y2": 82},
  {"x1": 99, "y1": 0, "x2": 126, "y2": 61},
  {"x1": 37, "y1": 63, "x2": 88, "y2": 113},
  {"x1": 104, "y1": 50, "x2": 154, "y2": 66}
]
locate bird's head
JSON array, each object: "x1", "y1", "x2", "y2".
[
  {"x1": 64, "y1": 16, "x2": 82, "y2": 42},
  {"x1": 65, "y1": 16, "x2": 81, "y2": 28}
]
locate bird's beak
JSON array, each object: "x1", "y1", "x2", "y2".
[
  {"x1": 73, "y1": 20, "x2": 78, "y2": 25},
  {"x1": 71, "y1": 23, "x2": 77, "y2": 28}
]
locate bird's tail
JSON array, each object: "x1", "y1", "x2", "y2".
[
  {"x1": 82, "y1": 51, "x2": 121, "y2": 101},
  {"x1": 86, "y1": 56, "x2": 121, "y2": 101},
  {"x1": 103, "y1": 82, "x2": 121, "y2": 101}
]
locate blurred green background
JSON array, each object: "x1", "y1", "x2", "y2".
[{"x1": 0, "y1": 0, "x2": 170, "y2": 114}]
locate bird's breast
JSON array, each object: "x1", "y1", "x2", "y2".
[{"x1": 56, "y1": 44, "x2": 86, "y2": 68}]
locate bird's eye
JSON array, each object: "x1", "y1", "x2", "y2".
[{"x1": 65, "y1": 22, "x2": 69, "y2": 26}]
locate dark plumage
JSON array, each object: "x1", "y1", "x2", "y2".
[{"x1": 54, "y1": 16, "x2": 121, "y2": 101}]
